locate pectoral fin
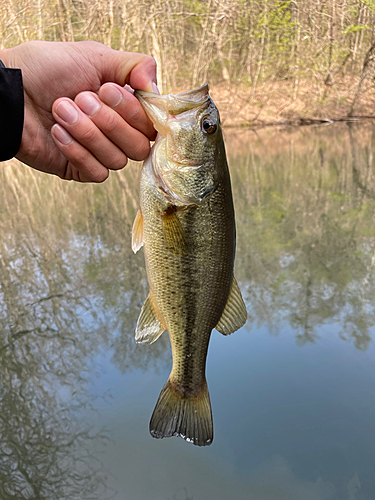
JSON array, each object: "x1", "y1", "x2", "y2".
[
  {"x1": 135, "y1": 293, "x2": 166, "y2": 344},
  {"x1": 162, "y1": 209, "x2": 188, "y2": 254},
  {"x1": 215, "y1": 277, "x2": 247, "y2": 335},
  {"x1": 132, "y1": 208, "x2": 144, "y2": 253}
]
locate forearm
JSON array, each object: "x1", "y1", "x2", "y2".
[{"x1": 0, "y1": 48, "x2": 24, "y2": 161}]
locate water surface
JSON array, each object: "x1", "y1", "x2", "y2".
[{"x1": 1, "y1": 121, "x2": 375, "y2": 499}]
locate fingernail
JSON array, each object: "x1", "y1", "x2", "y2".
[
  {"x1": 77, "y1": 93, "x2": 101, "y2": 116},
  {"x1": 124, "y1": 84, "x2": 134, "y2": 95},
  {"x1": 153, "y1": 82, "x2": 160, "y2": 95},
  {"x1": 52, "y1": 124, "x2": 73, "y2": 145},
  {"x1": 55, "y1": 101, "x2": 79, "y2": 125},
  {"x1": 100, "y1": 84, "x2": 123, "y2": 107}
]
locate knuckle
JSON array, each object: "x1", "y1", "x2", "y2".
[
  {"x1": 130, "y1": 139, "x2": 150, "y2": 161},
  {"x1": 71, "y1": 161, "x2": 109, "y2": 183},
  {"x1": 71, "y1": 147, "x2": 91, "y2": 166},
  {"x1": 146, "y1": 55, "x2": 157, "y2": 70},
  {"x1": 128, "y1": 104, "x2": 142, "y2": 123},
  {"x1": 108, "y1": 152, "x2": 128, "y2": 170},
  {"x1": 79, "y1": 125, "x2": 98, "y2": 145},
  {"x1": 102, "y1": 111, "x2": 119, "y2": 134},
  {"x1": 92, "y1": 168, "x2": 109, "y2": 183}
]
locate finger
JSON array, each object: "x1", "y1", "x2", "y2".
[
  {"x1": 98, "y1": 84, "x2": 157, "y2": 140},
  {"x1": 75, "y1": 90, "x2": 154, "y2": 161},
  {"x1": 125, "y1": 54, "x2": 159, "y2": 94},
  {"x1": 98, "y1": 50, "x2": 159, "y2": 93},
  {"x1": 52, "y1": 98, "x2": 128, "y2": 170},
  {"x1": 51, "y1": 124, "x2": 110, "y2": 183}
]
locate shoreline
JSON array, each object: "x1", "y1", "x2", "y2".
[
  {"x1": 208, "y1": 79, "x2": 375, "y2": 130},
  {"x1": 223, "y1": 115, "x2": 375, "y2": 130}
]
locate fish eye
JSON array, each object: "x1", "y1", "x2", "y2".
[{"x1": 202, "y1": 118, "x2": 217, "y2": 134}]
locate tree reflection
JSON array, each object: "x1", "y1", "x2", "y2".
[
  {"x1": 228, "y1": 121, "x2": 375, "y2": 349},
  {"x1": 1, "y1": 121, "x2": 375, "y2": 496},
  {"x1": 0, "y1": 164, "x2": 169, "y2": 498},
  {"x1": 0, "y1": 382, "x2": 112, "y2": 499}
]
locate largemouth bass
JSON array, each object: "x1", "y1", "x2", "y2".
[{"x1": 132, "y1": 84, "x2": 247, "y2": 446}]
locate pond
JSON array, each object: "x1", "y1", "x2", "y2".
[{"x1": 1, "y1": 121, "x2": 375, "y2": 500}]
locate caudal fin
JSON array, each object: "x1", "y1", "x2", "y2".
[{"x1": 149, "y1": 379, "x2": 213, "y2": 446}]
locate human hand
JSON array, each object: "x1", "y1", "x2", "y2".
[{"x1": 2, "y1": 41, "x2": 157, "y2": 182}]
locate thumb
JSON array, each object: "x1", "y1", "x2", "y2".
[{"x1": 99, "y1": 49, "x2": 158, "y2": 93}]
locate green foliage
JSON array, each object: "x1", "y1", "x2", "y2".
[
  {"x1": 363, "y1": 0, "x2": 375, "y2": 13},
  {"x1": 343, "y1": 25, "x2": 369, "y2": 35},
  {"x1": 255, "y1": 0, "x2": 296, "y2": 57}
]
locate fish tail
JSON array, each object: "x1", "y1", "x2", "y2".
[{"x1": 149, "y1": 378, "x2": 213, "y2": 446}]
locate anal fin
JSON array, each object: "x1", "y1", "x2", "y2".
[
  {"x1": 135, "y1": 293, "x2": 166, "y2": 344},
  {"x1": 215, "y1": 276, "x2": 247, "y2": 335}
]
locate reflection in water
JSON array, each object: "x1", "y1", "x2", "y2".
[
  {"x1": 246, "y1": 455, "x2": 336, "y2": 498},
  {"x1": 0, "y1": 165, "x2": 169, "y2": 498},
  {"x1": 0, "y1": 121, "x2": 375, "y2": 496},
  {"x1": 170, "y1": 488, "x2": 193, "y2": 500},
  {"x1": 228, "y1": 121, "x2": 375, "y2": 350}
]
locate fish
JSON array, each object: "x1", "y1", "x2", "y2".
[{"x1": 132, "y1": 84, "x2": 247, "y2": 446}]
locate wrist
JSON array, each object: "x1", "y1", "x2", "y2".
[{"x1": 0, "y1": 48, "x2": 16, "y2": 69}]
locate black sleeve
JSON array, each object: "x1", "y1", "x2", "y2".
[{"x1": 0, "y1": 60, "x2": 24, "y2": 161}]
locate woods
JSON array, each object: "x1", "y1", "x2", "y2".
[
  {"x1": 1, "y1": 1, "x2": 375, "y2": 87},
  {"x1": 1, "y1": 0, "x2": 375, "y2": 121}
]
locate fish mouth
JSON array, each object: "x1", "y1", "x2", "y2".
[
  {"x1": 135, "y1": 92, "x2": 169, "y2": 135},
  {"x1": 135, "y1": 84, "x2": 210, "y2": 135}
]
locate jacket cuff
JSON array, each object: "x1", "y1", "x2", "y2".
[{"x1": 0, "y1": 60, "x2": 24, "y2": 161}]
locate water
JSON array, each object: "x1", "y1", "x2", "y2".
[{"x1": 1, "y1": 121, "x2": 375, "y2": 499}]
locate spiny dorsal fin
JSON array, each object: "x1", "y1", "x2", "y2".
[
  {"x1": 135, "y1": 293, "x2": 166, "y2": 344},
  {"x1": 132, "y1": 208, "x2": 144, "y2": 254},
  {"x1": 162, "y1": 208, "x2": 188, "y2": 255},
  {"x1": 215, "y1": 277, "x2": 247, "y2": 335}
]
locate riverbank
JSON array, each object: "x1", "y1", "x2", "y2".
[{"x1": 209, "y1": 77, "x2": 375, "y2": 129}]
